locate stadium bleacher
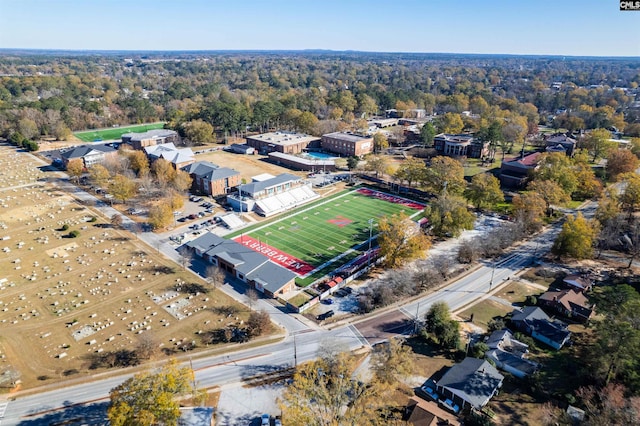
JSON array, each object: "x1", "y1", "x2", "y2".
[{"x1": 254, "y1": 184, "x2": 319, "y2": 217}]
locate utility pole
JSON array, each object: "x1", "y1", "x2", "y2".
[
  {"x1": 414, "y1": 301, "x2": 421, "y2": 334},
  {"x1": 293, "y1": 333, "x2": 298, "y2": 368}
]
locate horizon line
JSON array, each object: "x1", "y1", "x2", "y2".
[{"x1": 0, "y1": 48, "x2": 638, "y2": 60}]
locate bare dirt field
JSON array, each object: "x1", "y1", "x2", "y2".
[
  {"x1": 195, "y1": 150, "x2": 307, "y2": 181},
  {"x1": 0, "y1": 144, "x2": 252, "y2": 389}
]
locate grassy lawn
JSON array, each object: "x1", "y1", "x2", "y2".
[
  {"x1": 230, "y1": 188, "x2": 424, "y2": 285},
  {"x1": 457, "y1": 300, "x2": 513, "y2": 329},
  {"x1": 286, "y1": 292, "x2": 313, "y2": 307},
  {"x1": 74, "y1": 122, "x2": 165, "y2": 142},
  {"x1": 495, "y1": 281, "x2": 544, "y2": 305},
  {"x1": 463, "y1": 157, "x2": 502, "y2": 177},
  {"x1": 520, "y1": 268, "x2": 557, "y2": 287}
]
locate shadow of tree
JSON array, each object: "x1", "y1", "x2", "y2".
[{"x1": 17, "y1": 401, "x2": 110, "y2": 425}]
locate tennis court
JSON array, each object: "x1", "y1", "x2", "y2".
[
  {"x1": 74, "y1": 122, "x2": 166, "y2": 142},
  {"x1": 232, "y1": 188, "x2": 424, "y2": 285}
]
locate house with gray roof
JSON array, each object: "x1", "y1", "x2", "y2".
[
  {"x1": 485, "y1": 329, "x2": 539, "y2": 378},
  {"x1": 185, "y1": 232, "x2": 297, "y2": 298},
  {"x1": 144, "y1": 143, "x2": 195, "y2": 169},
  {"x1": 182, "y1": 161, "x2": 241, "y2": 196},
  {"x1": 435, "y1": 357, "x2": 504, "y2": 411},
  {"x1": 60, "y1": 144, "x2": 118, "y2": 169},
  {"x1": 511, "y1": 306, "x2": 571, "y2": 350}
]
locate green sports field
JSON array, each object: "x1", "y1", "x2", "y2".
[
  {"x1": 73, "y1": 122, "x2": 166, "y2": 142},
  {"x1": 230, "y1": 188, "x2": 424, "y2": 285}
]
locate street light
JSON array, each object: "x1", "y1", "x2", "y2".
[{"x1": 367, "y1": 218, "x2": 374, "y2": 268}]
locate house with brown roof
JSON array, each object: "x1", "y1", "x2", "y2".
[
  {"x1": 499, "y1": 152, "x2": 541, "y2": 188},
  {"x1": 405, "y1": 397, "x2": 461, "y2": 426},
  {"x1": 563, "y1": 275, "x2": 593, "y2": 292},
  {"x1": 539, "y1": 288, "x2": 594, "y2": 322}
]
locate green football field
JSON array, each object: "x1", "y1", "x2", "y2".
[
  {"x1": 73, "y1": 122, "x2": 166, "y2": 142},
  {"x1": 230, "y1": 188, "x2": 424, "y2": 285}
]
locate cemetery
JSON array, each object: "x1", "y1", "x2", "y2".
[{"x1": 0, "y1": 144, "x2": 250, "y2": 388}]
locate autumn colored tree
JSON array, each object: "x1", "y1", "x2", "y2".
[
  {"x1": 527, "y1": 179, "x2": 570, "y2": 216},
  {"x1": 533, "y1": 152, "x2": 578, "y2": 196},
  {"x1": 424, "y1": 194, "x2": 475, "y2": 238},
  {"x1": 552, "y1": 212, "x2": 599, "y2": 259},
  {"x1": 586, "y1": 128, "x2": 614, "y2": 162},
  {"x1": 128, "y1": 150, "x2": 149, "y2": 177},
  {"x1": 436, "y1": 112, "x2": 464, "y2": 134},
  {"x1": 295, "y1": 111, "x2": 319, "y2": 135},
  {"x1": 279, "y1": 352, "x2": 387, "y2": 426},
  {"x1": 363, "y1": 155, "x2": 389, "y2": 178},
  {"x1": 620, "y1": 173, "x2": 640, "y2": 219},
  {"x1": 151, "y1": 158, "x2": 176, "y2": 187},
  {"x1": 606, "y1": 149, "x2": 639, "y2": 181},
  {"x1": 372, "y1": 132, "x2": 388, "y2": 153},
  {"x1": 66, "y1": 158, "x2": 84, "y2": 183},
  {"x1": 464, "y1": 173, "x2": 504, "y2": 209},
  {"x1": 170, "y1": 169, "x2": 193, "y2": 193},
  {"x1": 182, "y1": 119, "x2": 215, "y2": 144},
  {"x1": 511, "y1": 192, "x2": 546, "y2": 233},
  {"x1": 370, "y1": 338, "x2": 414, "y2": 386},
  {"x1": 107, "y1": 359, "x2": 196, "y2": 426},
  {"x1": 393, "y1": 157, "x2": 425, "y2": 188},
  {"x1": 88, "y1": 164, "x2": 110, "y2": 187},
  {"x1": 148, "y1": 203, "x2": 173, "y2": 230},
  {"x1": 109, "y1": 174, "x2": 137, "y2": 203},
  {"x1": 573, "y1": 162, "x2": 603, "y2": 201},
  {"x1": 422, "y1": 156, "x2": 465, "y2": 195},
  {"x1": 378, "y1": 211, "x2": 431, "y2": 268}
]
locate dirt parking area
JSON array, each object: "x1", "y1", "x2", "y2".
[{"x1": 0, "y1": 145, "x2": 251, "y2": 389}]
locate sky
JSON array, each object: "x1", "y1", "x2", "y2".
[{"x1": 0, "y1": 0, "x2": 638, "y2": 57}]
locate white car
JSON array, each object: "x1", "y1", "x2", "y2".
[{"x1": 261, "y1": 414, "x2": 270, "y2": 425}]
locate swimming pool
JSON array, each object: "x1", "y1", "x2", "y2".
[{"x1": 304, "y1": 151, "x2": 337, "y2": 159}]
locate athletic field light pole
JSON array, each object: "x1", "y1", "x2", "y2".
[{"x1": 367, "y1": 218, "x2": 374, "y2": 268}]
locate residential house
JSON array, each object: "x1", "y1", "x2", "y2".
[
  {"x1": 435, "y1": 357, "x2": 504, "y2": 412},
  {"x1": 499, "y1": 152, "x2": 541, "y2": 188},
  {"x1": 122, "y1": 129, "x2": 179, "y2": 150},
  {"x1": 433, "y1": 133, "x2": 490, "y2": 159},
  {"x1": 485, "y1": 329, "x2": 539, "y2": 378},
  {"x1": 178, "y1": 407, "x2": 214, "y2": 426},
  {"x1": 510, "y1": 306, "x2": 571, "y2": 350},
  {"x1": 563, "y1": 274, "x2": 592, "y2": 292},
  {"x1": 321, "y1": 132, "x2": 374, "y2": 157},
  {"x1": 182, "y1": 161, "x2": 241, "y2": 196},
  {"x1": 405, "y1": 397, "x2": 461, "y2": 426},
  {"x1": 60, "y1": 144, "x2": 118, "y2": 169},
  {"x1": 246, "y1": 131, "x2": 320, "y2": 155},
  {"x1": 185, "y1": 232, "x2": 297, "y2": 298},
  {"x1": 144, "y1": 143, "x2": 195, "y2": 169},
  {"x1": 544, "y1": 134, "x2": 576, "y2": 156},
  {"x1": 539, "y1": 288, "x2": 594, "y2": 322}
]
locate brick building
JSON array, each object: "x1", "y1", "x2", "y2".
[
  {"x1": 321, "y1": 132, "x2": 374, "y2": 157},
  {"x1": 246, "y1": 132, "x2": 320, "y2": 155}
]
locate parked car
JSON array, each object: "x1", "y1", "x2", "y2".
[
  {"x1": 322, "y1": 298, "x2": 334, "y2": 305},
  {"x1": 261, "y1": 414, "x2": 270, "y2": 425},
  {"x1": 334, "y1": 289, "x2": 348, "y2": 298}
]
